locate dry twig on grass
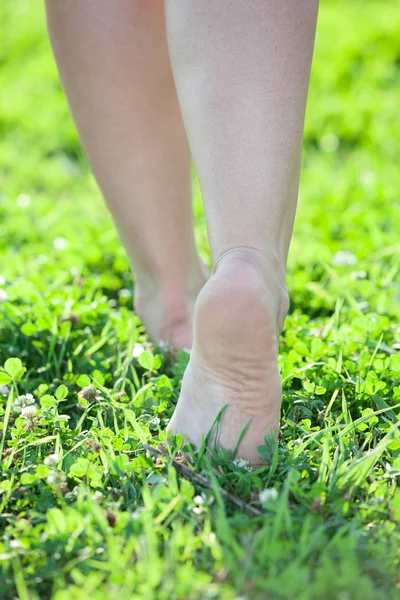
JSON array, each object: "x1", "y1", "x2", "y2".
[{"x1": 143, "y1": 444, "x2": 262, "y2": 518}]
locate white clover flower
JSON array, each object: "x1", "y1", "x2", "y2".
[
  {"x1": 13, "y1": 396, "x2": 24, "y2": 413},
  {"x1": 16, "y1": 194, "x2": 31, "y2": 208},
  {"x1": 47, "y1": 472, "x2": 66, "y2": 485},
  {"x1": 192, "y1": 495, "x2": 205, "y2": 514},
  {"x1": 58, "y1": 414, "x2": 71, "y2": 421},
  {"x1": 53, "y1": 237, "x2": 69, "y2": 251},
  {"x1": 14, "y1": 394, "x2": 36, "y2": 414},
  {"x1": 78, "y1": 385, "x2": 101, "y2": 403},
  {"x1": 233, "y1": 458, "x2": 253, "y2": 472},
  {"x1": 10, "y1": 539, "x2": 23, "y2": 549},
  {"x1": 320, "y1": 133, "x2": 339, "y2": 152},
  {"x1": 44, "y1": 454, "x2": 60, "y2": 467},
  {"x1": 259, "y1": 488, "x2": 279, "y2": 504},
  {"x1": 0, "y1": 289, "x2": 8, "y2": 302},
  {"x1": 192, "y1": 506, "x2": 204, "y2": 515},
  {"x1": 150, "y1": 416, "x2": 160, "y2": 427},
  {"x1": 332, "y1": 251, "x2": 357, "y2": 267},
  {"x1": 64, "y1": 299, "x2": 75, "y2": 309},
  {"x1": 93, "y1": 491, "x2": 104, "y2": 503},
  {"x1": 359, "y1": 171, "x2": 374, "y2": 186},
  {"x1": 193, "y1": 495, "x2": 204, "y2": 505},
  {"x1": 21, "y1": 405, "x2": 37, "y2": 420},
  {"x1": 118, "y1": 288, "x2": 132, "y2": 298},
  {"x1": 0, "y1": 385, "x2": 10, "y2": 396},
  {"x1": 132, "y1": 343, "x2": 145, "y2": 358},
  {"x1": 349, "y1": 270, "x2": 367, "y2": 281},
  {"x1": 24, "y1": 393, "x2": 35, "y2": 405}
]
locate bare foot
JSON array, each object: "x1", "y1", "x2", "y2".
[
  {"x1": 134, "y1": 258, "x2": 209, "y2": 349},
  {"x1": 167, "y1": 248, "x2": 289, "y2": 465}
]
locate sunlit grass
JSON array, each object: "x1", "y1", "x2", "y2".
[{"x1": 0, "y1": 0, "x2": 399, "y2": 598}]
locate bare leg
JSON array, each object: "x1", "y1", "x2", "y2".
[
  {"x1": 165, "y1": 1, "x2": 319, "y2": 463},
  {"x1": 45, "y1": 0, "x2": 207, "y2": 347}
]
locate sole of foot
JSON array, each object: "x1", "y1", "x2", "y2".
[{"x1": 167, "y1": 248, "x2": 289, "y2": 466}]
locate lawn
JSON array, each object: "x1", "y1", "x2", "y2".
[{"x1": 0, "y1": 1, "x2": 399, "y2": 599}]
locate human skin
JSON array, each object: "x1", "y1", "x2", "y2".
[
  {"x1": 46, "y1": 0, "x2": 319, "y2": 463},
  {"x1": 45, "y1": 0, "x2": 207, "y2": 348},
  {"x1": 165, "y1": 0, "x2": 319, "y2": 463}
]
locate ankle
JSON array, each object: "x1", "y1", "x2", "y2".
[
  {"x1": 134, "y1": 252, "x2": 207, "y2": 306},
  {"x1": 134, "y1": 262, "x2": 207, "y2": 344},
  {"x1": 212, "y1": 247, "x2": 289, "y2": 332},
  {"x1": 134, "y1": 287, "x2": 193, "y2": 346}
]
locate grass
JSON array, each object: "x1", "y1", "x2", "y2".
[{"x1": 0, "y1": 0, "x2": 399, "y2": 598}]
